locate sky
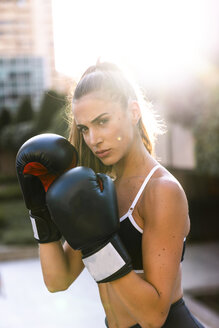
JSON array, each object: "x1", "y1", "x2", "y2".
[{"x1": 51, "y1": 0, "x2": 219, "y2": 88}]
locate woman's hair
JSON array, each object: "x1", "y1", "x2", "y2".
[{"x1": 67, "y1": 61, "x2": 164, "y2": 174}]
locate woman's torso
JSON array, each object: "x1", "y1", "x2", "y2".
[{"x1": 98, "y1": 164, "x2": 187, "y2": 328}]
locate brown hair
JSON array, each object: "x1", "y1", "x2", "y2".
[{"x1": 67, "y1": 61, "x2": 163, "y2": 174}]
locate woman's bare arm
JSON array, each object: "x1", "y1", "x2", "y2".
[
  {"x1": 39, "y1": 241, "x2": 84, "y2": 292},
  {"x1": 109, "y1": 178, "x2": 190, "y2": 328}
]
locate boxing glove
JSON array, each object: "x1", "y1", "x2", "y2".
[
  {"x1": 16, "y1": 133, "x2": 78, "y2": 243},
  {"x1": 46, "y1": 166, "x2": 132, "y2": 283}
]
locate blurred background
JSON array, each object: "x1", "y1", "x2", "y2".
[{"x1": 0, "y1": 0, "x2": 219, "y2": 327}]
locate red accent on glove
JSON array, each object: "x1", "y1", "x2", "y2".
[
  {"x1": 23, "y1": 153, "x2": 77, "y2": 192},
  {"x1": 97, "y1": 176, "x2": 104, "y2": 192},
  {"x1": 23, "y1": 162, "x2": 57, "y2": 192}
]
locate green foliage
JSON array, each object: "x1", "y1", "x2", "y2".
[
  {"x1": 0, "y1": 89, "x2": 68, "y2": 152},
  {"x1": 0, "y1": 213, "x2": 8, "y2": 229},
  {"x1": 0, "y1": 177, "x2": 33, "y2": 245},
  {"x1": 0, "y1": 199, "x2": 34, "y2": 245},
  {"x1": 0, "y1": 182, "x2": 22, "y2": 200},
  {"x1": 193, "y1": 93, "x2": 219, "y2": 177},
  {"x1": 0, "y1": 96, "x2": 35, "y2": 152},
  {"x1": 0, "y1": 175, "x2": 17, "y2": 184},
  {"x1": 0, "y1": 121, "x2": 35, "y2": 151},
  {"x1": 0, "y1": 107, "x2": 12, "y2": 130},
  {"x1": 0, "y1": 89, "x2": 70, "y2": 245},
  {"x1": 15, "y1": 96, "x2": 34, "y2": 123},
  {"x1": 35, "y1": 90, "x2": 67, "y2": 133}
]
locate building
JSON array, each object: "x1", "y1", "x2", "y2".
[
  {"x1": 0, "y1": 0, "x2": 58, "y2": 112},
  {"x1": 0, "y1": 56, "x2": 46, "y2": 111}
]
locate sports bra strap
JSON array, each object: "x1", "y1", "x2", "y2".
[{"x1": 129, "y1": 164, "x2": 161, "y2": 213}]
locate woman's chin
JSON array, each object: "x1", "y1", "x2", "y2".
[
  {"x1": 100, "y1": 158, "x2": 114, "y2": 166},
  {"x1": 99, "y1": 156, "x2": 116, "y2": 166}
]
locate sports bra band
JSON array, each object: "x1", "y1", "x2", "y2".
[
  {"x1": 120, "y1": 164, "x2": 161, "y2": 226},
  {"x1": 129, "y1": 164, "x2": 161, "y2": 211}
]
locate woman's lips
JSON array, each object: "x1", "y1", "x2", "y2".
[{"x1": 95, "y1": 149, "x2": 111, "y2": 158}]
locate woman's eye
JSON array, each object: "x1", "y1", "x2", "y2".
[
  {"x1": 78, "y1": 126, "x2": 88, "y2": 134},
  {"x1": 99, "y1": 118, "x2": 108, "y2": 125}
]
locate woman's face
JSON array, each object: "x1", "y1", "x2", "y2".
[{"x1": 73, "y1": 94, "x2": 138, "y2": 166}]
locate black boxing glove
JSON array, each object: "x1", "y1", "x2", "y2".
[
  {"x1": 46, "y1": 166, "x2": 132, "y2": 283},
  {"x1": 16, "y1": 133, "x2": 78, "y2": 243}
]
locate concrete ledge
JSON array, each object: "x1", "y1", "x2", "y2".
[{"x1": 0, "y1": 245, "x2": 38, "y2": 262}]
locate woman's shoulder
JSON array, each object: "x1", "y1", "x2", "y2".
[
  {"x1": 139, "y1": 164, "x2": 190, "y2": 237},
  {"x1": 140, "y1": 165, "x2": 189, "y2": 219},
  {"x1": 148, "y1": 165, "x2": 186, "y2": 198}
]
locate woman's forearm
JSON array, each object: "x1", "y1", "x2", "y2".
[
  {"x1": 39, "y1": 241, "x2": 84, "y2": 292},
  {"x1": 110, "y1": 271, "x2": 166, "y2": 328}
]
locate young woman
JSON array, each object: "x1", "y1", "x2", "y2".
[{"x1": 20, "y1": 61, "x2": 205, "y2": 327}]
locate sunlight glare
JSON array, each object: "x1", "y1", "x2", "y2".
[{"x1": 52, "y1": 0, "x2": 217, "y2": 87}]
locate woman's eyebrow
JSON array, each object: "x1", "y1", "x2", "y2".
[
  {"x1": 76, "y1": 113, "x2": 109, "y2": 129},
  {"x1": 91, "y1": 112, "x2": 109, "y2": 124}
]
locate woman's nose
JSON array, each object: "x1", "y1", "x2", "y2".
[{"x1": 89, "y1": 129, "x2": 103, "y2": 146}]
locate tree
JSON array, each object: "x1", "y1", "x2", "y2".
[
  {"x1": 15, "y1": 96, "x2": 34, "y2": 123},
  {"x1": 35, "y1": 90, "x2": 66, "y2": 133},
  {"x1": 0, "y1": 107, "x2": 12, "y2": 130},
  {"x1": 0, "y1": 97, "x2": 34, "y2": 152}
]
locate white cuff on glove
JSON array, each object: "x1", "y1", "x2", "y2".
[{"x1": 82, "y1": 242, "x2": 126, "y2": 282}]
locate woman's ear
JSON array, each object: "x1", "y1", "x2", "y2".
[{"x1": 129, "y1": 101, "x2": 141, "y2": 125}]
